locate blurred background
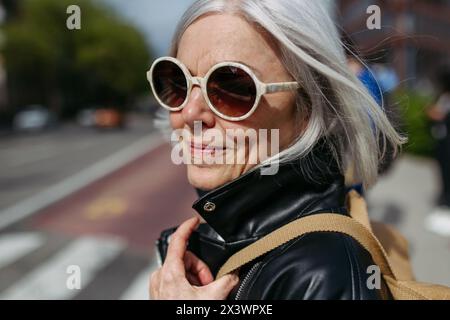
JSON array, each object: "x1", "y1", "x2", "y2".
[{"x1": 0, "y1": 0, "x2": 449, "y2": 299}]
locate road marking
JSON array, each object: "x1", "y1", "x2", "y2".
[
  {"x1": 84, "y1": 197, "x2": 128, "y2": 220},
  {"x1": 120, "y1": 256, "x2": 159, "y2": 300},
  {"x1": 0, "y1": 133, "x2": 164, "y2": 230},
  {"x1": 0, "y1": 233, "x2": 44, "y2": 269},
  {"x1": 0, "y1": 236, "x2": 126, "y2": 300},
  {"x1": 120, "y1": 251, "x2": 160, "y2": 300}
]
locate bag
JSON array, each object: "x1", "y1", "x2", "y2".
[{"x1": 216, "y1": 190, "x2": 450, "y2": 300}]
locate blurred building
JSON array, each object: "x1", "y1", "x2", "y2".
[{"x1": 337, "y1": 0, "x2": 450, "y2": 87}]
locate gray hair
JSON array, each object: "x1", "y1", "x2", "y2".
[{"x1": 155, "y1": 0, "x2": 406, "y2": 189}]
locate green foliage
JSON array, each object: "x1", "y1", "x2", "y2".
[
  {"x1": 394, "y1": 89, "x2": 435, "y2": 157},
  {"x1": 2, "y1": 0, "x2": 152, "y2": 117}
]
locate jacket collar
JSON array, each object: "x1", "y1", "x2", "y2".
[{"x1": 192, "y1": 142, "x2": 348, "y2": 243}]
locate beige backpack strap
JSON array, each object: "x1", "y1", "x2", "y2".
[
  {"x1": 215, "y1": 213, "x2": 398, "y2": 281},
  {"x1": 346, "y1": 190, "x2": 372, "y2": 231}
]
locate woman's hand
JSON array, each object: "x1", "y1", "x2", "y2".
[{"x1": 149, "y1": 216, "x2": 239, "y2": 299}]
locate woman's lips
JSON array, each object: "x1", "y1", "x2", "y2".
[
  {"x1": 187, "y1": 141, "x2": 227, "y2": 157},
  {"x1": 190, "y1": 142, "x2": 225, "y2": 151}
]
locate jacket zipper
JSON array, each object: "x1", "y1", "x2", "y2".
[{"x1": 234, "y1": 261, "x2": 262, "y2": 300}]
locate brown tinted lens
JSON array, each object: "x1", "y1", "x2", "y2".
[
  {"x1": 152, "y1": 60, "x2": 188, "y2": 109},
  {"x1": 206, "y1": 66, "x2": 257, "y2": 118}
]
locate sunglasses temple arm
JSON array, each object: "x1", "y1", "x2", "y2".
[{"x1": 264, "y1": 82, "x2": 301, "y2": 94}]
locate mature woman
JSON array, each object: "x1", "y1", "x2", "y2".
[{"x1": 148, "y1": 0, "x2": 404, "y2": 300}]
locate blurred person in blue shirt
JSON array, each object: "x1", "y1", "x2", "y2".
[
  {"x1": 347, "y1": 56, "x2": 383, "y2": 106},
  {"x1": 342, "y1": 36, "x2": 384, "y2": 196}
]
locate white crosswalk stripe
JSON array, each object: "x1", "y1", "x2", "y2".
[
  {"x1": 120, "y1": 255, "x2": 159, "y2": 300},
  {"x1": 0, "y1": 236, "x2": 126, "y2": 300},
  {"x1": 0, "y1": 233, "x2": 44, "y2": 269}
]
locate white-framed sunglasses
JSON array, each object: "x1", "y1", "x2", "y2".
[{"x1": 146, "y1": 56, "x2": 301, "y2": 121}]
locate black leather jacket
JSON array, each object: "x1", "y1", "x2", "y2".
[{"x1": 156, "y1": 146, "x2": 389, "y2": 300}]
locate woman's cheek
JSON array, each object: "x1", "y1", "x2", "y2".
[{"x1": 169, "y1": 112, "x2": 184, "y2": 130}]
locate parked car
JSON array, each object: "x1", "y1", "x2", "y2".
[
  {"x1": 77, "y1": 109, "x2": 97, "y2": 128},
  {"x1": 94, "y1": 108, "x2": 126, "y2": 129},
  {"x1": 13, "y1": 105, "x2": 57, "y2": 132}
]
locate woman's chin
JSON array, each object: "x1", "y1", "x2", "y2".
[{"x1": 187, "y1": 163, "x2": 234, "y2": 191}]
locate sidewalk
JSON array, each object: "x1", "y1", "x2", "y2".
[{"x1": 367, "y1": 155, "x2": 450, "y2": 286}]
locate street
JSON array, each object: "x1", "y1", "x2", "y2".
[
  {"x1": 0, "y1": 114, "x2": 197, "y2": 299},
  {"x1": 367, "y1": 156, "x2": 450, "y2": 287},
  {"x1": 0, "y1": 118, "x2": 449, "y2": 299}
]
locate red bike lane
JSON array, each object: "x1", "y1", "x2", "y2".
[{"x1": 29, "y1": 143, "x2": 198, "y2": 253}]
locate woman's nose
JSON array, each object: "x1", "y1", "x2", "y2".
[{"x1": 181, "y1": 85, "x2": 215, "y2": 129}]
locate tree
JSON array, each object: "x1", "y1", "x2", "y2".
[{"x1": 2, "y1": 0, "x2": 152, "y2": 118}]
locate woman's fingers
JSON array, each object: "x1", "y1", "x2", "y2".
[
  {"x1": 186, "y1": 272, "x2": 202, "y2": 286},
  {"x1": 151, "y1": 216, "x2": 237, "y2": 299},
  {"x1": 164, "y1": 216, "x2": 200, "y2": 275},
  {"x1": 202, "y1": 273, "x2": 240, "y2": 300},
  {"x1": 149, "y1": 268, "x2": 161, "y2": 299},
  {"x1": 184, "y1": 251, "x2": 214, "y2": 286}
]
